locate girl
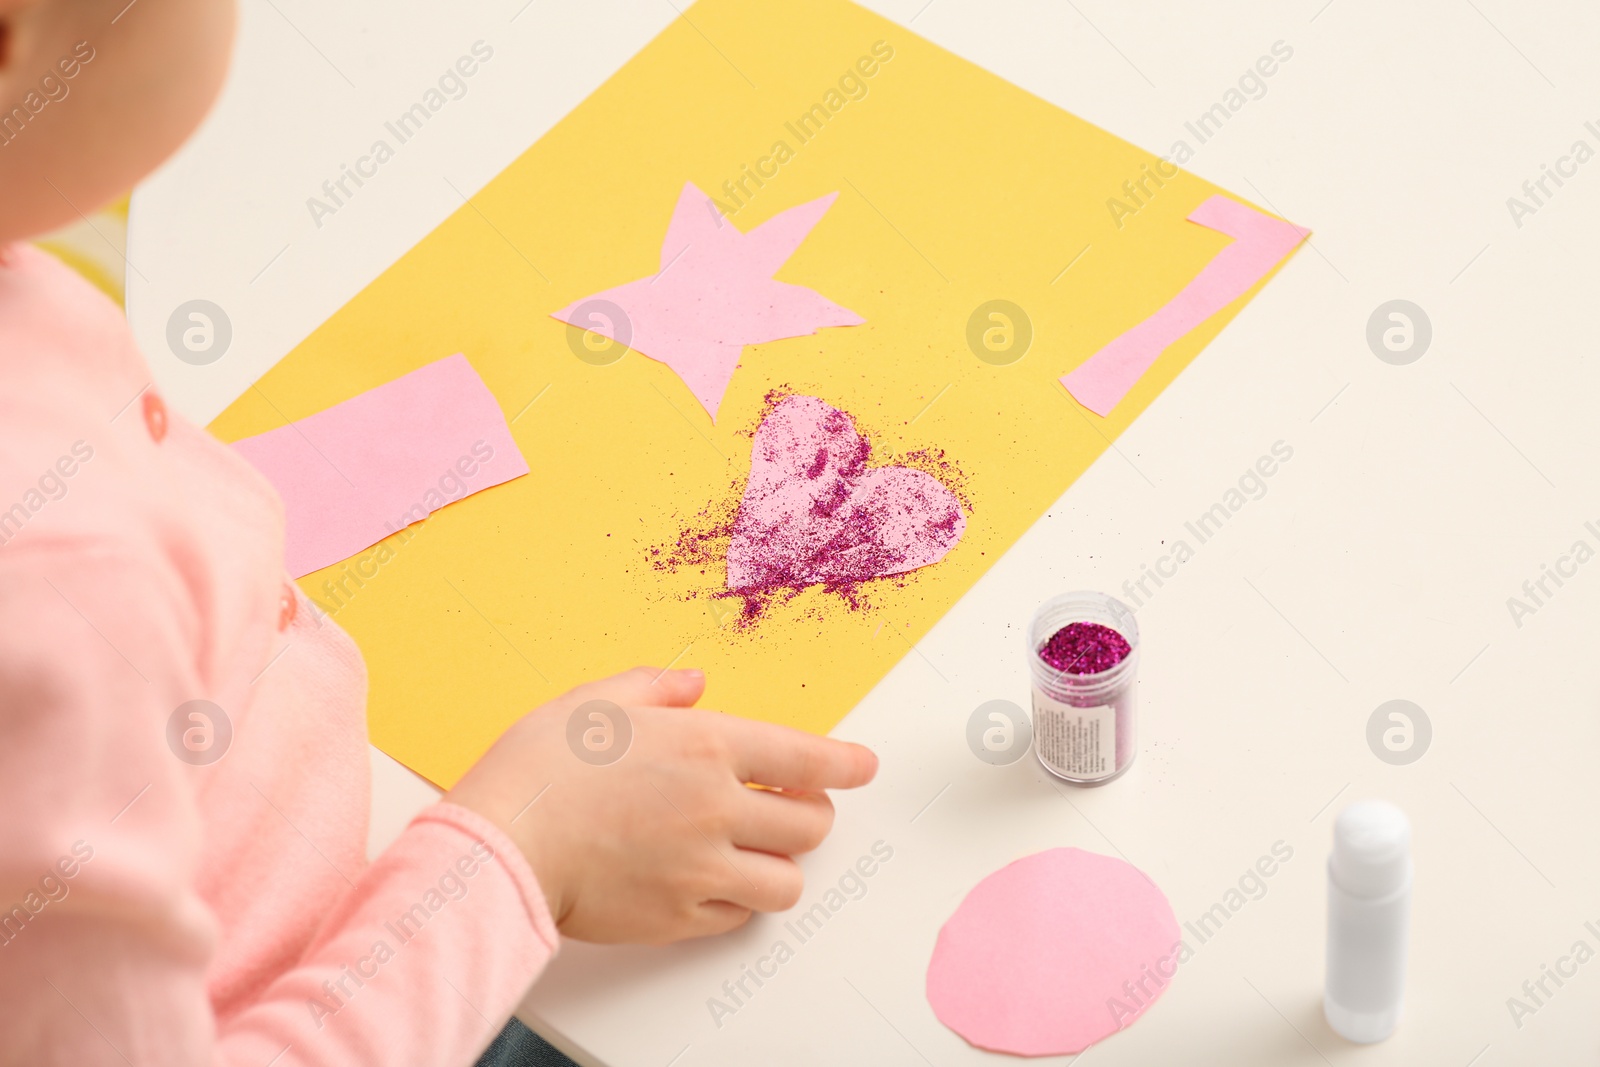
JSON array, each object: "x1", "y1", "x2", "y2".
[{"x1": 0, "y1": 2, "x2": 878, "y2": 1064}]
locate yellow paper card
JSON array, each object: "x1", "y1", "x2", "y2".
[{"x1": 210, "y1": 0, "x2": 1300, "y2": 788}]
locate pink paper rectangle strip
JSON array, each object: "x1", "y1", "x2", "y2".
[
  {"x1": 1062, "y1": 195, "x2": 1308, "y2": 417},
  {"x1": 233, "y1": 354, "x2": 530, "y2": 578}
]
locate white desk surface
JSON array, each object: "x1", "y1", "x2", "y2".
[{"x1": 129, "y1": 1, "x2": 1600, "y2": 1063}]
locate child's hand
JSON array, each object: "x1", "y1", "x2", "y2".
[{"x1": 444, "y1": 667, "x2": 878, "y2": 944}]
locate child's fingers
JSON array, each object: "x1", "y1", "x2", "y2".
[
  {"x1": 715, "y1": 850, "x2": 806, "y2": 913},
  {"x1": 568, "y1": 665, "x2": 706, "y2": 709},
  {"x1": 724, "y1": 719, "x2": 879, "y2": 793},
  {"x1": 686, "y1": 900, "x2": 753, "y2": 940},
  {"x1": 731, "y1": 787, "x2": 835, "y2": 856}
]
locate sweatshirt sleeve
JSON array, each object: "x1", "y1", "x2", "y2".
[
  {"x1": 0, "y1": 549, "x2": 558, "y2": 1067},
  {"x1": 214, "y1": 802, "x2": 560, "y2": 1067}
]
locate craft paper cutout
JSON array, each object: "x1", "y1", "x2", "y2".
[
  {"x1": 232, "y1": 354, "x2": 529, "y2": 577},
  {"x1": 1062, "y1": 194, "x2": 1308, "y2": 417},
  {"x1": 551, "y1": 183, "x2": 863, "y2": 421},
  {"x1": 728, "y1": 395, "x2": 965, "y2": 591},
  {"x1": 210, "y1": 0, "x2": 1303, "y2": 789},
  {"x1": 927, "y1": 848, "x2": 1181, "y2": 1057}
]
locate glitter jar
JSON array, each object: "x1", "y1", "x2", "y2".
[{"x1": 1027, "y1": 591, "x2": 1140, "y2": 785}]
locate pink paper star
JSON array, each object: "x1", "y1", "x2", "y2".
[{"x1": 551, "y1": 182, "x2": 864, "y2": 421}]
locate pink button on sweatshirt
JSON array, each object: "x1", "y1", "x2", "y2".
[{"x1": 0, "y1": 244, "x2": 558, "y2": 1065}]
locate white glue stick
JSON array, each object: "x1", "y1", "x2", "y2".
[{"x1": 1324, "y1": 800, "x2": 1411, "y2": 1043}]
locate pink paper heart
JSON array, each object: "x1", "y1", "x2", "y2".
[{"x1": 727, "y1": 396, "x2": 965, "y2": 592}]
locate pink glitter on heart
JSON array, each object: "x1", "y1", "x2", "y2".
[{"x1": 726, "y1": 395, "x2": 967, "y2": 594}]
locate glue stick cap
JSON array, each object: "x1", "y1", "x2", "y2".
[{"x1": 1330, "y1": 801, "x2": 1411, "y2": 900}]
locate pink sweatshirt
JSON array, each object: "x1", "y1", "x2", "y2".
[{"x1": 0, "y1": 243, "x2": 558, "y2": 1065}]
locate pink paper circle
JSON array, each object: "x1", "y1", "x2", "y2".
[{"x1": 926, "y1": 847, "x2": 1181, "y2": 1057}]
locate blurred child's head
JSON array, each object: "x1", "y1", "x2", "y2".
[{"x1": 0, "y1": 0, "x2": 235, "y2": 242}]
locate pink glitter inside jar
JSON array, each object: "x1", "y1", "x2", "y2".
[{"x1": 1028, "y1": 592, "x2": 1140, "y2": 785}]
